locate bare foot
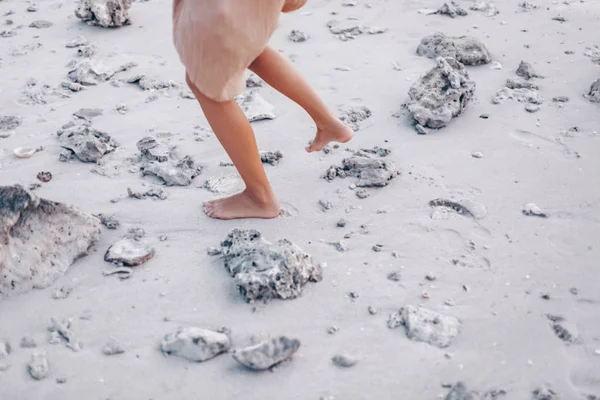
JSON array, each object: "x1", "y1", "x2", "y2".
[
  {"x1": 306, "y1": 118, "x2": 354, "y2": 153},
  {"x1": 203, "y1": 190, "x2": 280, "y2": 220}
]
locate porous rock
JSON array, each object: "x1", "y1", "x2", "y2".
[
  {"x1": 75, "y1": 0, "x2": 132, "y2": 28},
  {"x1": 469, "y1": 1, "x2": 499, "y2": 16},
  {"x1": 260, "y1": 150, "x2": 284, "y2": 166},
  {"x1": 323, "y1": 156, "x2": 398, "y2": 187},
  {"x1": 505, "y1": 78, "x2": 538, "y2": 90},
  {"x1": 289, "y1": 30, "x2": 308, "y2": 42},
  {"x1": 585, "y1": 79, "x2": 600, "y2": 103},
  {"x1": 142, "y1": 156, "x2": 202, "y2": 186},
  {"x1": 232, "y1": 336, "x2": 300, "y2": 370},
  {"x1": 492, "y1": 87, "x2": 543, "y2": 105},
  {"x1": 0, "y1": 185, "x2": 100, "y2": 299},
  {"x1": 532, "y1": 386, "x2": 557, "y2": 400},
  {"x1": 516, "y1": 60, "x2": 541, "y2": 80},
  {"x1": 49, "y1": 317, "x2": 81, "y2": 351},
  {"x1": 28, "y1": 351, "x2": 49, "y2": 380},
  {"x1": 67, "y1": 60, "x2": 116, "y2": 85},
  {"x1": 104, "y1": 238, "x2": 154, "y2": 266},
  {"x1": 417, "y1": 33, "x2": 491, "y2": 66},
  {"x1": 339, "y1": 106, "x2": 372, "y2": 131},
  {"x1": 137, "y1": 136, "x2": 171, "y2": 162},
  {"x1": 436, "y1": 1, "x2": 468, "y2": 17},
  {"x1": 406, "y1": 57, "x2": 475, "y2": 130},
  {"x1": 444, "y1": 382, "x2": 478, "y2": 400},
  {"x1": 127, "y1": 74, "x2": 174, "y2": 91},
  {"x1": 57, "y1": 122, "x2": 118, "y2": 163},
  {"x1": 102, "y1": 337, "x2": 125, "y2": 355},
  {"x1": 388, "y1": 305, "x2": 461, "y2": 348},
  {"x1": 236, "y1": 90, "x2": 276, "y2": 122},
  {"x1": 0, "y1": 116, "x2": 22, "y2": 132},
  {"x1": 161, "y1": 327, "x2": 230, "y2": 362},
  {"x1": 220, "y1": 229, "x2": 322, "y2": 302}
]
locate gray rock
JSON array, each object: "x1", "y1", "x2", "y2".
[
  {"x1": 29, "y1": 20, "x2": 53, "y2": 28},
  {"x1": 525, "y1": 104, "x2": 540, "y2": 113},
  {"x1": 522, "y1": 203, "x2": 547, "y2": 217},
  {"x1": 161, "y1": 327, "x2": 230, "y2": 362},
  {"x1": 407, "y1": 57, "x2": 475, "y2": 130},
  {"x1": 102, "y1": 337, "x2": 125, "y2": 355},
  {"x1": 246, "y1": 73, "x2": 264, "y2": 88},
  {"x1": 127, "y1": 74, "x2": 174, "y2": 91},
  {"x1": 66, "y1": 36, "x2": 89, "y2": 48},
  {"x1": 444, "y1": 382, "x2": 478, "y2": 400},
  {"x1": 260, "y1": 150, "x2": 284, "y2": 166},
  {"x1": 532, "y1": 386, "x2": 557, "y2": 400},
  {"x1": 236, "y1": 90, "x2": 276, "y2": 122},
  {"x1": 127, "y1": 187, "x2": 167, "y2": 200},
  {"x1": 585, "y1": 79, "x2": 600, "y2": 103},
  {"x1": 49, "y1": 317, "x2": 81, "y2": 352},
  {"x1": 389, "y1": 305, "x2": 461, "y2": 348},
  {"x1": 327, "y1": 20, "x2": 364, "y2": 41},
  {"x1": 67, "y1": 59, "x2": 135, "y2": 86},
  {"x1": 516, "y1": 61, "x2": 541, "y2": 80},
  {"x1": 505, "y1": 78, "x2": 538, "y2": 90},
  {"x1": 469, "y1": 1, "x2": 499, "y2": 16},
  {"x1": 142, "y1": 156, "x2": 202, "y2": 186},
  {"x1": 20, "y1": 336, "x2": 37, "y2": 348},
  {"x1": 552, "y1": 96, "x2": 569, "y2": 103},
  {"x1": 220, "y1": 229, "x2": 322, "y2": 302},
  {"x1": 0, "y1": 341, "x2": 10, "y2": 360},
  {"x1": 61, "y1": 81, "x2": 86, "y2": 92},
  {"x1": 77, "y1": 45, "x2": 96, "y2": 58},
  {"x1": 0, "y1": 116, "x2": 22, "y2": 132},
  {"x1": 232, "y1": 336, "x2": 300, "y2": 370},
  {"x1": 137, "y1": 137, "x2": 171, "y2": 163},
  {"x1": 28, "y1": 351, "x2": 49, "y2": 380},
  {"x1": 353, "y1": 146, "x2": 391, "y2": 158},
  {"x1": 436, "y1": 2, "x2": 468, "y2": 17},
  {"x1": 546, "y1": 315, "x2": 578, "y2": 344},
  {"x1": 75, "y1": 0, "x2": 132, "y2": 28},
  {"x1": 332, "y1": 353, "x2": 359, "y2": 368},
  {"x1": 96, "y1": 214, "x2": 119, "y2": 229},
  {"x1": 323, "y1": 156, "x2": 399, "y2": 187},
  {"x1": 429, "y1": 198, "x2": 488, "y2": 219},
  {"x1": 289, "y1": 30, "x2": 308, "y2": 42},
  {"x1": 104, "y1": 239, "x2": 155, "y2": 266},
  {"x1": 57, "y1": 122, "x2": 118, "y2": 163},
  {"x1": 73, "y1": 108, "x2": 103, "y2": 121},
  {"x1": 417, "y1": 33, "x2": 491, "y2": 66},
  {"x1": 355, "y1": 189, "x2": 370, "y2": 199},
  {"x1": 0, "y1": 186, "x2": 100, "y2": 299},
  {"x1": 339, "y1": 106, "x2": 372, "y2": 131},
  {"x1": 319, "y1": 199, "x2": 333, "y2": 211},
  {"x1": 492, "y1": 87, "x2": 543, "y2": 105}
]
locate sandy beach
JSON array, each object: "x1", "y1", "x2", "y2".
[{"x1": 1, "y1": 0, "x2": 599, "y2": 399}]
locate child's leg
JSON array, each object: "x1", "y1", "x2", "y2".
[
  {"x1": 249, "y1": 46, "x2": 353, "y2": 152},
  {"x1": 186, "y1": 75, "x2": 280, "y2": 220}
]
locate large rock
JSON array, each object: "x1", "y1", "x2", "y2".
[
  {"x1": 160, "y1": 327, "x2": 230, "y2": 362},
  {"x1": 232, "y1": 336, "x2": 300, "y2": 370},
  {"x1": 57, "y1": 122, "x2": 118, "y2": 163},
  {"x1": 0, "y1": 186, "x2": 100, "y2": 299},
  {"x1": 406, "y1": 57, "x2": 475, "y2": 130},
  {"x1": 417, "y1": 33, "x2": 491, "y2": 66},
  {"x1": 388, "y1": 305, "x2": 461, "y2": 348},
  {"x1": 75, "y1": 0, "x2": 132, "y2": 28},
  {"x1": 220, "y1": 229, "x2": 322, "y2": 302},
  {"x1": 585, "y1": 79, "x2": 600, "y2": 103},
  {"x1": 323, "y1": 156, "x2": 398, "y2": 187},
  {"x1": 104, "y1": 239, "x2": 154, "y2": 266}
]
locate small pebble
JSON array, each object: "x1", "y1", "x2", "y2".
[
  {"x1": 367, "y1": 306, "x2": 377, "y2": 315},
  {"x1": 472, "y1": 152, "x2": 483, "y2": 159}
]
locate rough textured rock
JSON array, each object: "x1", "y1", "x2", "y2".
[
  {"x1": 49, "y1": 317, "x2": 81, "y2": 351},
  {"x1": 289, "y1": 30, "x2": 308, "y2": 42},
  {"x1": 102, "y1": 337, "x2": 125, "y2": 355},
  {"x1": 236, "y1": 90, "x2": 276, "y2": 122},
  {"x1": 492, "y1": 87, "x2": 543, "y2": 105},
  {"x1": 232, "y1": 336, "x2": 300, "y2": 370},
  {"x1": 28, "y1": 351, "x2": 49, "y2": 380},
  {"x1": 436, "y1": 2, "x2": 468, "y2": 17},
  {"x1": 417, "y1": 33, "x2": 491, "y2": 66},
  {"x1": 142, "y1": 156, "x2": 202, "y2": 186},
  {"x1": 0, "y1": 186, "x2": 100, "y2": 299},
  {"x1": 469, "y1": 1, "x2": 499, "y2": 16},
  {"x1": 220, "y1": 229, "x2": 322, "y2": 302},
  {"x1": 546, "y1": 315, "x2": 579, "y2": 344},
  {"x1": 29, "y1": 20, "x2": 53, "y2": 29},
  {"x1": 323, "y1": 157, "x2": 398, "y2": 187},
  {"x1": 0, "y1": 116, "x2": 22, "y2": 132},
  {"x1": 429, "y1": 198, "x2": 488, "y2": 219},
  {"x1": 585, "y1": 79, "x2": 600, "y2": 103},
  {"x1": 522, "y1": 203, "x2": 547, "y2": 217},
  {"x1": 57, "y1": 122, "x2": 118, "y2": 163},
  {"x1": 505, "y1": 78, "x2": 538, "y2": 90},
  {"x1": 406, "y1": 57, "x2": 475, "y2": 130},
  {"x1": 127, "y1": 74, "x2": 174, "y2": 91},
  {"x1": 67, "y1": 60, "x2": 117, "y2": 85},
  {"x1": 444, "y1": 382, "x2": 484, "y2": 400},
  {"x1": 127, "y1": 187, "x2": 167, "y2": 200},
  {"x1": 339, "y1": 106, "x2": 372, "y2": 131},
  {"x1": 75, "y1": 0, "x2": 132, "y2": 28},
  {"x1": 161, "y1": 327, "x2": 230, "y2": 362},
  {"x1": 104, "y1": 239, "x2": 154, "y2": 266},
  {"x1": 73, "y1": 108, "x2": 103, "y2": 121},
  {"x1": 137, "y1": 136, "x2": 171, "y2": 162},
  {"x1": 532, "y1": 386, "x2": 557, "y2": 400},
  {"x1": 516, "y1": 61, "x2": 541, "y2": 80},
  {"x1": 388, "y1": 305, "x2": 461, "y2": 348}
]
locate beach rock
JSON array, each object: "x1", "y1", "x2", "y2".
[
  {"x1": 29, "y1": 20, "x2": 53, "y2": 29},
  {"x1": 67, "y1": 60, "x2": 115, "y2": 85},
  {"x1": 339, "y1": 106, "x2": 372, "y2": 131},
  {"x1": 260, "y1": 150, "x2": 284, "y2": 166},
  {"x1": 355, "y1": 189, "x2": 369, "y2": 199},
  {"x1": 406, "y1": 57, "x2": 475, "y2": 130},
  {"x1": 96, "y1": 214, "x2": 119, "y2": 229},
  {"x1": 327, "y1": 20, "x2": 364, "y2": 41},
  {"x1": 61, "y1": 81, "x2": 86, "y2": 92},
  {"x1": 75, "y1": 0, "x2": 132, "y2": 28},
  {"x1": 546, "y1": 315, "x2": 579, "y2": 344},
  {"x1": 505, "y1": 78, "x2": 538, "y2": 90},
  {"x1": 323, "y1": 157, "x2": 398, "y2": 187},
  {"x1": 585, "y1": 79, "x2": 600, "y2": 103},
  {"x1": 389, "y1": 305, "x2": 461, "y2": 348},
  {"x1": 532, "y1": 386, "x2": 557, "y2": 399},
  {"x1": 0, "y1": 116, "x2": 22, "y2": 132},
  {"x1": 236, "y1": 90, "x2": 276, "y2": 122},
  {"x1": 444, "y1": 382, "x2": 478, "y2": 400},
  {"x1": 220, "y1": 229, "x2": 322, "y2": 302},
  {"x1": 28, "y1": 351, "x2": 49, "y2": 380},
  {"x1": 429, "y1": 198, "x2": 488, "y2": 219},
  {"x1": 436, "y1": 2, "x2": 468, "y2": 17},
  {"x1": 49, "y1": 317, "x2": 81, "y2": 351},
  {"x1": 127, "y1": 187, "x2": 167, "y2": 200},
  {"x1": 102, "y1": 337, "x2": 125, "y2": 355},
  {"x1": 127, "y1": 74, "x2": 174, "y2": 91},
  {"x1": 246, "y1": 73, "x2": 264, "y2": 88},
  {"x1": 104, "y1": 238, "x2": 154, "y2": 266},
  {"x1": 0, "y1": 341, "x2": 10, "y2": 360},
  {"x1": 142, "y1": 156, "x2": 202, "y2": 186},
  {"x1": 353, "y1": 146, "x2": 391, "y2": 158},
  {"x1": 137, "y1": 137, "x2": 171, "y2": 162},
  {"x1": 20, "y1": 336, "x2": 37, "y2": 348},
  {"x1": 470, "y1": 1, "x2": 499, "y2": 16},
  {"x1": 66, "y1": 36, "x2": 89, "y2": 48},
  {"x1": 417, "y1": 33, "x2": 491, "y2": 66},
  {"x1": 57, "y1": 123, "x2": 118, "y2": 163},
  {"x1": 492, "y1": 87, "x2": 543, "y2": 105},
  {"x1": 332, "y1": 353, "x2": 359, "y2": 368},
  {"x1": 0, "y1": 185, "x2": 100, "y2": 299},
  {"x1": 522, "y1": 203, "x2": 547, "y2": 217},
  {"x1": 232, "y1": 336, "x2": 300, "y2": 370},
  {"x1": 77, "y1": 45, "x2": 96, "y2": 57},
  {"x1": 160, "y1": 327, "x2": 230, "y2": 362},
  {"x1": 73, "y1": 107, "x2": 103, "y2": 121},
  {"x1": 516, "y1": 61, "x2": 541, "y2": 80},
  {"x1": 289, "y1": 29, "x2": 308, "y2": 42}
]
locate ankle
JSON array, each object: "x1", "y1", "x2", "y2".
[{"x1": 244, "y1": 186, "x2": 277, "y2": 207}]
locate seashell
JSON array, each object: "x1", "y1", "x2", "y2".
[{"x1": 13, "y1": 147, "x2": 37, "y2": 158}]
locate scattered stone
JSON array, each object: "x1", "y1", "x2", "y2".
[
  {"x1": 339, "y1": 106, "x2": 371, "y2": 131},
  {"x1": 444, "y1": 382, "x2": 478, "y2": 400},
  {"x1": 368, "y1": 305, "x2": 377, "y2": 315},
  {"x1": 142, "y1": 156, "x2": 202, "y2": 186},
  {"x1": 20, "y1": 336, "x2": 37, "y2": 348},
  {"x1": 336, "y1": 218, "x2": 347, "y2": 228},
  {"x1": 77, "y1": 44, "x2": 96, "y2": 57},
  {"x1": 67, "y1": 60, "x2": 113, "y2": 85},
  {"x1": 518, "y1": 1, "x2": 538, "y2": 12},
  {"x1": 61, "y1": 81, "x2": 85, "y2": 92},
  {"x1": 48, "y1": 317, "x2": 81, "y2": 351},
  {"x1": 246, "y1": 73, "x2": 263, "y2": 88},
  {"x1": 0, "y1": 185, "x2": 100, "y2": 298},
  {"x1": 137, "y1": 136, "x2": 171, "y2": 162},
  {"x1": 429, "y1": 198, "x2": 487, "y2": 219},
  {"x1": 323, "y1": 157, "x2": 398, "y2": 187},
  {"x1": 425, "y1": 274, "x2": 437, "y2": 281},
  {"x1": 532, "y1": 386, "x2": 557, "y2": 400},
  {"x1": 327, "y1": 20, "x2": 364, "y2": 41},
  {"x1": 161, "y1": 327, "x2": 230, "y2": 362},
  {"x1": 388, "y1": 305, "x2": 461, "y2": 348},
  {"x1": 206, "y1": 246, "x2": 221, "y2": 256},
  {"x1": 66, "y1": 36, "x2": 89, "y2": 48},
  {"x1": 516, "y1": 61, "x2": 541, "y2": 80},
  {"x1": 0, "y1": 341, "x2": 10, "y2": 361},
  {"x1": 289, "y1": 30, "x2": 308, "y2": 42},
  {"x1": 522, "y1": 203, "x2": 547, "y2": 217},
  {"x1": 232, "y1": 336, "x2": 300, "y2": 370},
  {"x1": 0, "y1": 116, "x2": 22, "y2": 132},
  {"x1": 103, "y1": 266, "x2": 133, "y2": 279},
  {"x1": 75, "y1": 0, "x2": 132, "y2": 28},
  {"x1": 387, "y1": 271, "x2": 402, "y2": 281},
  {"x1": 27, "y1": 4, "x2": 39, "y2": 12},
  {"x1": 56, "y1": 377, "x2": 67, "y2": 384},
  {"x1": 29, "y1": 20, "x2": 53, "y2": 29},
  {"x1": 220, "y1": 229, "x2": 322, "y2": 302},
  {"x1": 331, "y1": 241, "x2": 349, "y2": 252},
  {"x1": 355, "y1": 189, "x2": 370, "y2": 199},
  {"x1": 546, "y1": 315, "x2": 578, "y2": 344},
  {"x1": 73, "y1": 108, "x2": 103, "y2": 121},
  {"x1": 372, "y1": 244, "x2": 383, "y2": 252},
  {"x1": 436, "y1": 2, "x2": 468, "y2": 17},
  {"x1": 28, "y1": 351, "x2": 49, "y2": 380},
  {"x1": 127, "y1": 187, "x2": 167, "y2": 200},
  {"x1": 416, "y1": 33, "x2": 491, "y2": 66},
  {"x1": 104, "y1": 238, "x2": 155, "y2": 266},
  {"x1": 552, "y1": 96, "x2": 569, "y2": 103},
  {"x1": 236, "y1": 90, "x2": 276, "y2": 122},
  {"x1": 36, "y1": 171, "x2": 52, "y2": 183},
  {"x1": 406, "y1": 57, "x2": 475, "y2": 131},
  {"x1": 525, "y1": 104, "x2": 540, "y2": 113},
  {"x1": 52, "y1": 286, "x2": 73, "y2": 299},
  {"x1": 260, "y1": 150, "x2": 284, "y2": 166},
  {"x1": 96, "y1": 214, "x2": 119, "y2": 229},
  {"x1": 469, "y1": 1, "x2": 499, "y2": 16},
  {"x1": 127, "y1": 74, "x2": 174, "y2": 91},
  {"x1": 585, "y1": 79, "x2": 600, "y2": 103},
  {"x1": 552, "y1": 16, "x2": 566, "y2": 22},
  {"x1": 353, "y1": 146, "x2": 391, "y2": 158},
  {"x1": 472, "y1": 152, "x2": 483, "y2": 159},
  {"x1": 332, "y1": 354, "x2": 359, "y2": 368},
  {"x1": 319, "y1": 199, "x2": 333, "y2": 211},
  {"x1": 492, "y1": 87, "x2": 543, "y2": 105},
  {"x1": 57, "y1": 122, "x2": 118, "y2": 163},
  {"x1": 102, "y1": 337, "x2": 125, "y2": 355},
  {"x1": 506, "y1": 78, "x2": 538, "y2": 90}
]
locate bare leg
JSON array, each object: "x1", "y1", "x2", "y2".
[
  {"x1": 249, "y1": 46, "x2": 353, "y2": 152},
  {"x1": 186, "y1": 75, "x2": 280, "y2": 220}
]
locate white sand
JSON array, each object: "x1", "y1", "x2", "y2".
[{"x1": 1, "y1": 0, "x2": 600, "y2": 399}]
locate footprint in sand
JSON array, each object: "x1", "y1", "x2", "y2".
[{"x1": 510, "y1": 129, "x2": 581, "y2": 159}]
